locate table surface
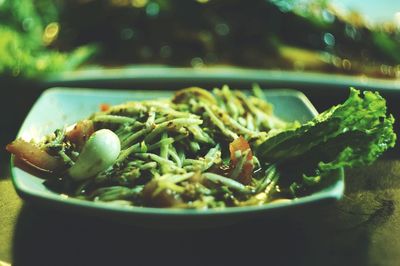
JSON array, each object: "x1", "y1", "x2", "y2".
[{"x1": 1, "y1": 155, "x2": 400, "y2": 266}]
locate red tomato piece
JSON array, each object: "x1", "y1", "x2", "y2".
[
  {"x1": 6, "y1": 139, "x2": 63, "y2": 172},
  {"x1": 100, "y1": 103, "x2": 110, "y2": 112},
  {"x1": 65, "y1": 120, "x2": 94, "y2": 149},
  {"x1": 229, "y1": 136, "x2": 254, "y2": 185}
]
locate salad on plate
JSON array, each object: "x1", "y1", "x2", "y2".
[{"x1": 7, "y1": 86, "x2": 396, "y2": 209}]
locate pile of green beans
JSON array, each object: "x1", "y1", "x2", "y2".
[{"x1": 50, "y1": 86, "x2": 290, "y2": 208}]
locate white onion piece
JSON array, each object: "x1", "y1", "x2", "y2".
[{"x1": 68, "y1": 129, "x2": 121, "y2": 181}]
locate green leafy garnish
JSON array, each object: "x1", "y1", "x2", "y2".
[{"x1": 257, "y1": 88, "x2": 396, "y2": 174}]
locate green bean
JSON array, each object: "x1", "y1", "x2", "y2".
[
  {"x1": 160, "y1": 133, "x2": 169, "y2": 158},
  {"x1": 177, "y1": 127, "x2": 189, "y2": 136},
  {"x1": 153, "y1": 180, "x2": 185, "y2": 194},
  {"x1": 116, "y1": 142, "x2": 147, "y2": 164},
  {"x1": 183, "y1": 165, "x2": 199, "y2": 172},
  {"x1": 177, "y1": 148, "x2": 186, "y2": 164},
  {"x1": 202, "y1": 104, "x2": 238, "y2": 140},
  {"x1": 256, "y1": 165, "x2": 279, "y2": 194},
  {"x1": 93, "y1": 186, "x2": 133, "y2": 201},
  {"x1": 134, "y1": 153, "x2": 176, "y2": 169},
  {"x1": 252, "y1": 155, "x2": 261, "y2": 169},
  {"x1": 252, "y1": 83, "x2": 265, "y2": 99},
  {"x1": 189, "y1": 141, "x2": 201, "y2": 153},
  {"x1": 121, "y1": 168, "x2": 141, "y2": 182},
  {"x1": 126, "y1": 160, "x2": 146, "y2": 167},
  {"x1": 161, "y1": 172, "x2": 195, "y2": 184},
  {"x1": 115, "y1": 122, "x2": 144, "y2": 140},
  {"x1": 147, "y1": 137, "x2": 174, "y2": 151},
  {"x1": 150, "y1": 168, "x2": 161, "y2": 178},
  {"x1": 202, "y1": 144, "x2": 221, "y2": 171},
  {"x1": 246, "y1": 113, "x2": 255, "y2": 131},
  {"x1": 154, "y1": 116, "x2": 168, "y2": 124},
  {"x1": 144, "y1": 101, "x2": 195, "y2": 117},
  {"x1": 188, "y1": 125, "x2": 215, "y2": 144},
  {"x1": 107, "y1": 102, "x2": 147, "y2": 116},
  {"x1": 144, "y1": 118, "x2": 202, "y2": 143},
  {"x1": 221, "y1": 85, "x2": 241, "y2": 119},
  {"x1": 212, "y1": 88, "x2": 228, "y2": 111},
  {"x1": 58, "y1": 150, "x2": 74, "y2": 166},
  {"x1": 121, "y1": 126, "x2": 154, "y2": 148},
  {"x1": 235, "y1": 91, "x2": 265, "y2": 127},
  {"x1": 93, "y1": 115, "x2": 136, "y2": 124},
  {"x1": 264, "y1": 175, "x2": 279, "y2": 197},
  {"x1": 238, "y1": 117, "x2": 247, "y2": 127},
  {"x1": 183, "y1": 158, "x2": 204, "y2": 166},
  {"x1": 145, "y1": 109, "x2": 156, "y2": 126},
  {"x1": 159, "y1": 133, "x2": 170, "y2": 174},
  {"x1": 230, "y1": 149, "x2": 250, "y2": 180},
  {"x1": 139, "y1": 162, "x2": 158, "y2": 170},
  {"x1": 168, "y1": 147, "x2": 182, "y2": 167},
  {"x1": 214, "y1": 106, "x2": 260, "y2": 137},
  {"x1": 203, "y1": 172, "x2": 252, "y2": 193},
  {"x1": 236, "y1": 92, "x2": 286, "y2": 130},
  {"x1": 102, "y1": 200, "x2": 133, "y2": 206},
  {"x1": 144, "y1": 101, "x2": 201, "y2": 119},
  {"x1": 127, "y1": 161, "x2": 157, "y2": 170}
]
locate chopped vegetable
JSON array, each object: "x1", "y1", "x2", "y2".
[
  {"x1": 65, "y1": 120, "x2": 94, "y2": 150},
  {"x1": 229, "y1": 136, "x2": 254, "y2": 185},
  {"x1": 68, "y1": 129, "x2": 121, "y2": 181},
  {"x1": 6, "y1": 139, "x2": 64, "y2": 172}
]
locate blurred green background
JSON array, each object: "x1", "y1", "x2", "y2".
[{"x1": 1, "y1": 0, "x2": 400, "y2": 79}]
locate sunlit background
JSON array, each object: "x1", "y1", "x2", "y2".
[{"x1": 1, "y1": 0, "x2": 400, "y2": 79}]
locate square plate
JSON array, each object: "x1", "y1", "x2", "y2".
[{"x1": 10, "y1": 87, "x2": 344, "y2": 227}]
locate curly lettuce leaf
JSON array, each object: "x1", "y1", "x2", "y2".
[{"x1": 256, "y1": 88, "x2": 396, "y2": 171}]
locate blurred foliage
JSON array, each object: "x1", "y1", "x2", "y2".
[
  {"x1": 1, "y1": 0, "x2": 400, "y2": 78},
  {"x1": 0, "y1": 0, "x2": 94, "y2": 78},
  {"x1": 56, "y1": 0, "x2": 400, "y2": 77}
]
